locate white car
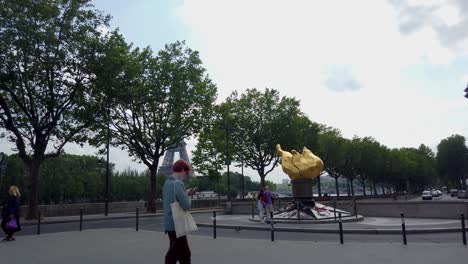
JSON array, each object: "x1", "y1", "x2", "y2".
[{"x1": 422, "y1": 191, "x2": 433, "y2": 200}]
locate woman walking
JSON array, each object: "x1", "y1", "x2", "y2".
[
  {"x1": 257, "y1": 188, "x2": 265, "y2": 223},
  {"x1": 1, "y1": 186, "x2": 21, "y2": 242},
  {"x1": 163, "y1": 160, "x2": 197, "y2": 264}
]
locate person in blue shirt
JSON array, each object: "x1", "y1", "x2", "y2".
[
  {"x1": 1, "y1": 186, "x2": 21, "y2": 242},
  {"x1": 163, "y1": 160, "x2": 197, "y2": 264}
]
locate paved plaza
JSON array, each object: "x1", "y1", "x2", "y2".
[{"x1": 1, "y1": 228, "x2": 467, "y2": 264}]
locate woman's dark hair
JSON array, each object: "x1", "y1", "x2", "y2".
[{"x1": 172, "y1": 160, "x2": 192, "y2": 173}]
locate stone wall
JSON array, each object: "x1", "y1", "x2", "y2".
[
  {"x1": 2, "y1": 199, "x2": 223, "y2": 218},
  {"x1": 354, "y1": 200, "x2": 468, "y2": 219},
  {"x1": 227, "y1": 199, "x2": 468, "y2": 219},
  {"x1": 8, "y1": 198, "x2": 466, "y2": 219}
]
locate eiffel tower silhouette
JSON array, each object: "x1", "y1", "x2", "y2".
[{"x1": 158, "y1": 140, "x2": 192, "y2": 177}]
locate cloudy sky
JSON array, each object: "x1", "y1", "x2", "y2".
[{"x1": 2, "y1": 0, "x2": 468, "y2": 183}]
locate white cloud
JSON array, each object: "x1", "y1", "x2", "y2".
[
  {"x1": 434, "y1": 5, "x2": 461, "y2": 26},
  {"x1": 177, "y1": 0, "x2": 468, "y2": 182},
  {"x1": 2, "y1": 0, "x2": 468, "y2": 184},
  {"x1": 391, "y1": 0, "x2": 468, "y2": 53}
]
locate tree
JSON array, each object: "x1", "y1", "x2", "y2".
[
  {"x1": 0, "y1": 0, "x2": 110, "y2": 218},
  {"x1": 317, "y1": 126, "x2": 346, "y2": 196},
  {"x1": 106, "y1": 42, "x2": 217, "y2": 212},
  {"x1": 191, "y1": 105, "x2": 226, "y2": 177},
  {"x1": 194, "y1": 88, "x2": 305, "y2": 186},
  {"x1": 358, "y1": 137, "x2": 383, "y2": 196},
  {"x1": 437, "y1": 135, "x2": 468, "y2": 189},
  {"x1": 337, "y1": 137, "x2": 362, "y2": 198}
]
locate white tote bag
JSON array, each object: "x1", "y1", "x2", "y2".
[{"x1": 171, "y1": 182, "x2": 198, "y2": 238}]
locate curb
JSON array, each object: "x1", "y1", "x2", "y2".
[
  {"x1": 21, "y1": 208, "x2": 222, "y2": 226},
  {"x1": 247, "y1": 216, "x2": 365, "y2": 224},
  {"x1": 196, "y1": 223, "x2": 463, "y2": 234}
]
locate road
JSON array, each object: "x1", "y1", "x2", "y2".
[
  {"x1": 410, "y1": 193, "x2": 463, "y2": 201},
  {"x1": 13, "y1": 213, "x2": 466, "y2": 244}
]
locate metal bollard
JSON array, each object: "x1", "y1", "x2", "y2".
[
  {"x1": 251, "y1": 203, "x2": 254, "y2": 219},
  {"x1": 461, "y1": 214, "x2": 466, "y2": 245},
  {"x1": 296, "y1": 201, "x2": 300, "y2": 222},
  {"x1": 338, "y1": 213, "x2": 343, "y2": 244},
  {"x1": 401, "y1": 213, "x2": 407, "y2": 245},
  {"x1": 213, "y1": 210, "x2": 217, "y2": 239},
  {"x1": 79, "y1": 209, "x2": 83, "y2": 232},
  {"x1": 37, "y1": 210, "x2": 41, "y2": 235},
  {"x1": 353, "y1": 197, "x2": 358, "y2": 218},
  {"x1": 333, "y1": 199, "x2": 337, "y2": 221},
  {"x1": 136, "y1": 207, "x2": 139, "y2": 232},
  {"x1": 270, "y1": 212, "x2": 275, "y2": 242}
]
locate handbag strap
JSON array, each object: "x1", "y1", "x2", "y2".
[{"x1": 173, "y1": 180, "x2": 177, "y2": 203}]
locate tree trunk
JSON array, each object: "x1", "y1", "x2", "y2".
[
  {"x1": 148, "y1": 166, "x2": 158, "y2": 213},
  {"x1": 26, "y1": 160, "x2": 42, "y2": 219},
  {"x1": 259, "y1": 170, "x2": 266, "y2": 187},
  {"x1": 334, "y1": 177, "x2": 340, "y2": 197},
  {"x1": 317, "y1": 176, "x2": 322, "y2": 198},
  {"x1": 405, "y1": 178, "x2": 411, "y2": 194},
  {"x1": 373, "y1": 182, "x2": 377, "y2": 197},
  {"x1": 350, "y1": 178, "x2": 355, "y2": 197},
  {"x1": 381, "y1": 183, "x2": 386, "y2": 195}
]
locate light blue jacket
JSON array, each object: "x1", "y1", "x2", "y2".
[{"x1": 163, "y1": 175, "x2": 191, "y2": 232}]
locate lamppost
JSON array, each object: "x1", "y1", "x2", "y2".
[
  {"x1": 104, "y1": 107, "x2": 111, "y2": 216},
  {"x1": 241, "y1": 160, "x2": 245, "y2": 200},
  {"x1": 220, "y1": 123, "x2": 234, "y2": 201}
]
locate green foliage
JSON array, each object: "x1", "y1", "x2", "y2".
[
  {"x1": 316, "y1": 126, "x2": 346, "y2": 195},
  {"x1": 90, "y1": 40, "x2": 217, "y2": 212},
  {"x1": 437, "y1": 135, "x2": 468, "y2": 189},
  {"x1": 0, "y1": 0, "x2": 113, "y2": 218},
  {"x1": 0, "y1": 154, "x2": 168, "y2": 204},
  {"x1": 315, "y1": 126, "x2": 440, "y2": 195},
  {"x1": 0, "y1": 0, "x2": 111, "y2": 161},
  {"x1": 193, "y1": 88, "x2": 310, "y2": 186}
]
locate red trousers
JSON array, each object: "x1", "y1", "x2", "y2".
[{"x1": 165, "y1": 231, "x2": 191, "y2": 264}]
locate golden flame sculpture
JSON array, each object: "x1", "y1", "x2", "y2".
[{"x1": 276, "y1": 144, "x2": 324, "y2": 180}]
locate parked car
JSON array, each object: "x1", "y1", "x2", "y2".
[
  {"x1": 458, "y1": 190, "x2": 468, "y2": 199},
  {"x1": 450, "y1": 189, "x2": 458, "y2": 197},
  {"x1": 431, "y1": 190, "x2": 440, "y2": 197},
  {"x1": 436, "y1": 190, "x2": 443, "y2": 196},
  {"x1": 422, "y1": 191, "x2": 433, "y2": 200}
]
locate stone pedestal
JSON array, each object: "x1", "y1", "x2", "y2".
[{"x1": 291, "y1": 179, "x2": 313, "y2": 202}]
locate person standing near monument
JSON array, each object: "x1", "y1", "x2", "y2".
[
  {"x1": 257, "y1": 188, "x2": 265, "y2": 223},
  {"x1": 163, "y1": 160, "x2": 197, "y2": 264},
  {"x1": 263, "y1": 186, "x2": 274, "y2": 223}
]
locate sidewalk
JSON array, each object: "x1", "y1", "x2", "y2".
[
  {"x1": 0, "y1": 228, "x2": 466, "y2": 264},
  {"x1": 21, "y1": 207, "x2": 222, "y2": 226}
]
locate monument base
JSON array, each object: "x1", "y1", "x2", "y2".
[
  {"x1": 272, "y1": 178, "x2": 356, "y2": 220},
  {"x1": 291, "y1": 179, "x2": 317, "y2": 203},
  {"x1": 274, "y1": 201, "x2": 352, "y2": 220}
]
